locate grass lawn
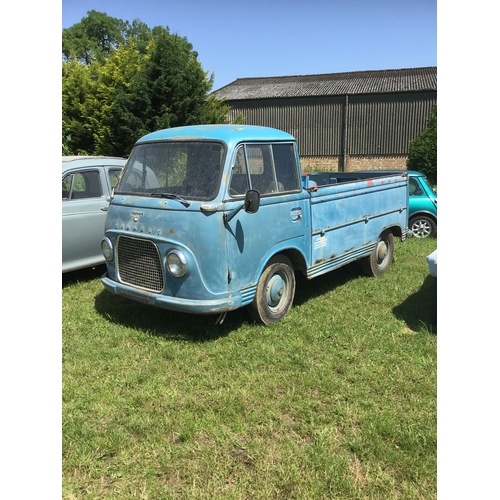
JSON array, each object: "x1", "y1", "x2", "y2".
[{"x1": 62, "y1": 236, "x2": 437, "y2": 499}]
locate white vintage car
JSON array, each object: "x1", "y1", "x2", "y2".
[{"x1": 62, "y1": 156, "x2": 126, "y2": 273}]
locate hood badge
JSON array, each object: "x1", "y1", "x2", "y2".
[{"x1": 131, "y1": 211, "x2": 143, "y2": 223}]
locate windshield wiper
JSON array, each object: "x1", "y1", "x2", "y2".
[{"x1": 155, "y1": 192, "x2": 191, "y2": 207}]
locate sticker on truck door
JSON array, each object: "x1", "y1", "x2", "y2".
[{"x1": 314, "y1": 236, "x2": 327, "y2": 249}]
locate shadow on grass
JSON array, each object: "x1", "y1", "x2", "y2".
[
  {"x1": 293, "y1": 260, "x2": 365, "y2": 306},
  {"x1": 393, "y1": 275, "x2": 437, "y2": 334},
  {"x1": 92, "y1": 261, "x2": 365, "y2": 342},
  {"x1": 62, "y1": 264, "x2": 107, "y2": 289},
  {"x1": 94, "y1": 288, "x2": 249, "y2": 342}
]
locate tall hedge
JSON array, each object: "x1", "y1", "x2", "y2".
[
  {"x1": 407, "y1": 105, "x2": 437, "y2": 185},
  {"x1": 62, "y1": 11, "x2": 238, "y2": 156}
]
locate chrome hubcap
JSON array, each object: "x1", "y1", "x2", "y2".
[{"x1": 377, "y1": 241, "x2": 388, "y2": 262}]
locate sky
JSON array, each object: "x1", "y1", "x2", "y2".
[{"x1": 62, "y1": 0, "x2": 437, "y2": 91}]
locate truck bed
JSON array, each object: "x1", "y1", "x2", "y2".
[{"x1": 302, "y1": 171, "x2": 409, "y2": 278}]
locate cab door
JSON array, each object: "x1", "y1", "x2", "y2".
[{"x1": 224, "y1": 143, "x2": 307, "y2": 292}]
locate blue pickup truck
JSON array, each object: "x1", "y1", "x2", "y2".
[{"x1": 101, "y1": 125, "x2": 411, "y2": 324}]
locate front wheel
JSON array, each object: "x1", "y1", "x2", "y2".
[
  {"x1": 362, "y1": 232, "x2": 394, "y2": 277},
  {"x1": 248, "y1": 255, "x2": 296, "y2": 325},
  {"x1": 410, "y1": 216, "x2": 437, "y2": 238}
]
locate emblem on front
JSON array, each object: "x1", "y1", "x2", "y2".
[{"x1": 131, "y1": 211, "x2": 143, "y2": 222}]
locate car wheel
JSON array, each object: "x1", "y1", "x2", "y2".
[
  {"x1": 248, "y1": 255, "x2": 296, "y2": 325},
  {"x1": 410, "y1": 216, "x2": 437, "y2": 238},
  {"x1": 362, "y1": 232, "x2": 394, "y2": 277}
]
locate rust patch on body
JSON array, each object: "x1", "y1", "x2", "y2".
[{"x1": 121, "y1": 291, "x2": 150, "y2": 302}]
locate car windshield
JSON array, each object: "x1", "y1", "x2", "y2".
[
  {"x1": 421, "y1": 175, "x2": 437, "y2": 195},
  {"x1": 115, "y1": 141, "x2": 225, "y2": 201}
]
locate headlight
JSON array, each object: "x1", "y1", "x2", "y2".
[
  {"x1": 101, "y1": 237, "x2": 114, "y2": 261},
  {"x1": 166, "y1": 249, "x2": 187, "y2": 277}
]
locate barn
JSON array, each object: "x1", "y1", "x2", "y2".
[{"x1": 212, "y1": 67, "x2": 437, "y2": 172}]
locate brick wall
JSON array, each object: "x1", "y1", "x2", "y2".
[
  {"x1": 300, "y1": 155, "x2": 408, "y2": 173},
  {"x1": 299, "y1": 156, "x2": 342, "y2": 172}
]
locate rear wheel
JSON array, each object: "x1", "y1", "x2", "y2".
[
  {"x1": 362, "y1": 232, "x2": 394, "y2": 277},
  {"x1": 410, "y1": 215, "x2": 436, "y2": 238},
  {"x1": 248, "y1": 255, "x2": 296, "y2": 325}
]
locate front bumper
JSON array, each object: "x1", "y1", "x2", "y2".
[{"x1": 101, "y1": 273, "x2": 244, "y2": 314}]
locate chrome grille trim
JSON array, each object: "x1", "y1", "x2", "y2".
[
  {"x1": 116, "y1": 235, "x2": 165, "y2": 293},
  {"x1": 240, "y1": 285, "x2": 257, "y2": 306}
]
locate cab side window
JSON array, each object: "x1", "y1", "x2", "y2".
[
  {"x1": 229, "y1": 143, "x2": 299, "y2": 197},
  {"x1": 272, "y1": 143, "x2": 299, "y2": 192},
  {"x1": 248, "y1": 145, "x2": 273, "y2": 194},
  {"x1": 229, "y1": 147, "x2": 250, "y2": 197}
]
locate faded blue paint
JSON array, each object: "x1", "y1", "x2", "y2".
[
  {"x1": 101, "y1": 125, "x2": 410, "y2": 317},
  {"x1": 319, "y1": 170, "x2": 437, "y2": 227},
  {"x1": 138, "y1": 124, "x2": 295, "y2": 146},
  {"x1": 305, "y1": 174, "x2": 409, "y2": 278}
]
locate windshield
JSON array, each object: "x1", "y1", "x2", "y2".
[
  {"x1": 115, "y1": 141, "x2": 225, "y2": 201},
  {"x1": 421, "y1": 175, "x2": 437, "y2": 196}
]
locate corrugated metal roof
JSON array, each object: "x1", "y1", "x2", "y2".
[{"x1": 213, "y1": 67, "x2": 437, "y2": 101}]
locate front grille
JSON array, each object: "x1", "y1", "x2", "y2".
[{"x1": 117, "y1": 236, "x2": 164, "y2": 293}]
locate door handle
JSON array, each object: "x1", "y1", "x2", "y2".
[
  {"x1": 101, "y1": 207, "x2": 108, "y2": 211},
  {"x1": 290, "y1": 208, "x2": 302, "y2": 221}
]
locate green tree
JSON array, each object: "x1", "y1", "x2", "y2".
[
  {"x1": 92, "y1": 39, "x2": 149, "y2": 155},
  {"x1": 143, "y1": 27, "x2": 212, "y2": 129},
  {"x1": 407, "y1": 105, "x2": 437, "y2": 185},
  {"x1": 62, "y1": 10, "x2": 128, "y2": 64},
  {"x1": 62, "y1": 12, "x2": 236, "y2": 155},
  {"x1": 201, "y1": 94, "x2": 245, "y2": 124},
  {"x1": 62, "y1": 119, "x2": 72, "y2": 155},
  {"x1": 62, "y1": 60, "x2": 99, "y2": 154}
]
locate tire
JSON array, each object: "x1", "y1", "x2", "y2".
[
  {"x1": 248, "y1": 255, "x2": 296, "y2": 325},
  {"x1": 362, "y1": 232, "x2": 394, "y2": 277},
  {"x1": 410, "y1": 215, "x2": 437, "y2": 238}
]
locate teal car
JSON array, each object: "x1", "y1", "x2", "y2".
[
  {"x1": 62, "y1": 156, "x2": 126, "y2": 272},
  {"x1": 406, "y1": 171, "x2": 437, "y2": 238}
]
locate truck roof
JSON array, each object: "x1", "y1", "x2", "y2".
[{"x1": 136, "y1": 125, "x2": 296, "y2": 145}]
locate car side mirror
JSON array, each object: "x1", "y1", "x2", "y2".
[{"x1": 244, "y1": 190, "x2": 260, "y2": 213}]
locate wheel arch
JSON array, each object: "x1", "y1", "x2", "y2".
[
  {"x1": 255, "y1": 245, "x2": 307, "y2": 282},
  {"x1": 278, "y1": 247, "x2": 308, "y2": 274},
  {"x1": 409, "y1": 210, "x2": 437, "y2": 225},
  {"x1": 383, "y1": 224, "x2": 405, "y2": 241}
]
